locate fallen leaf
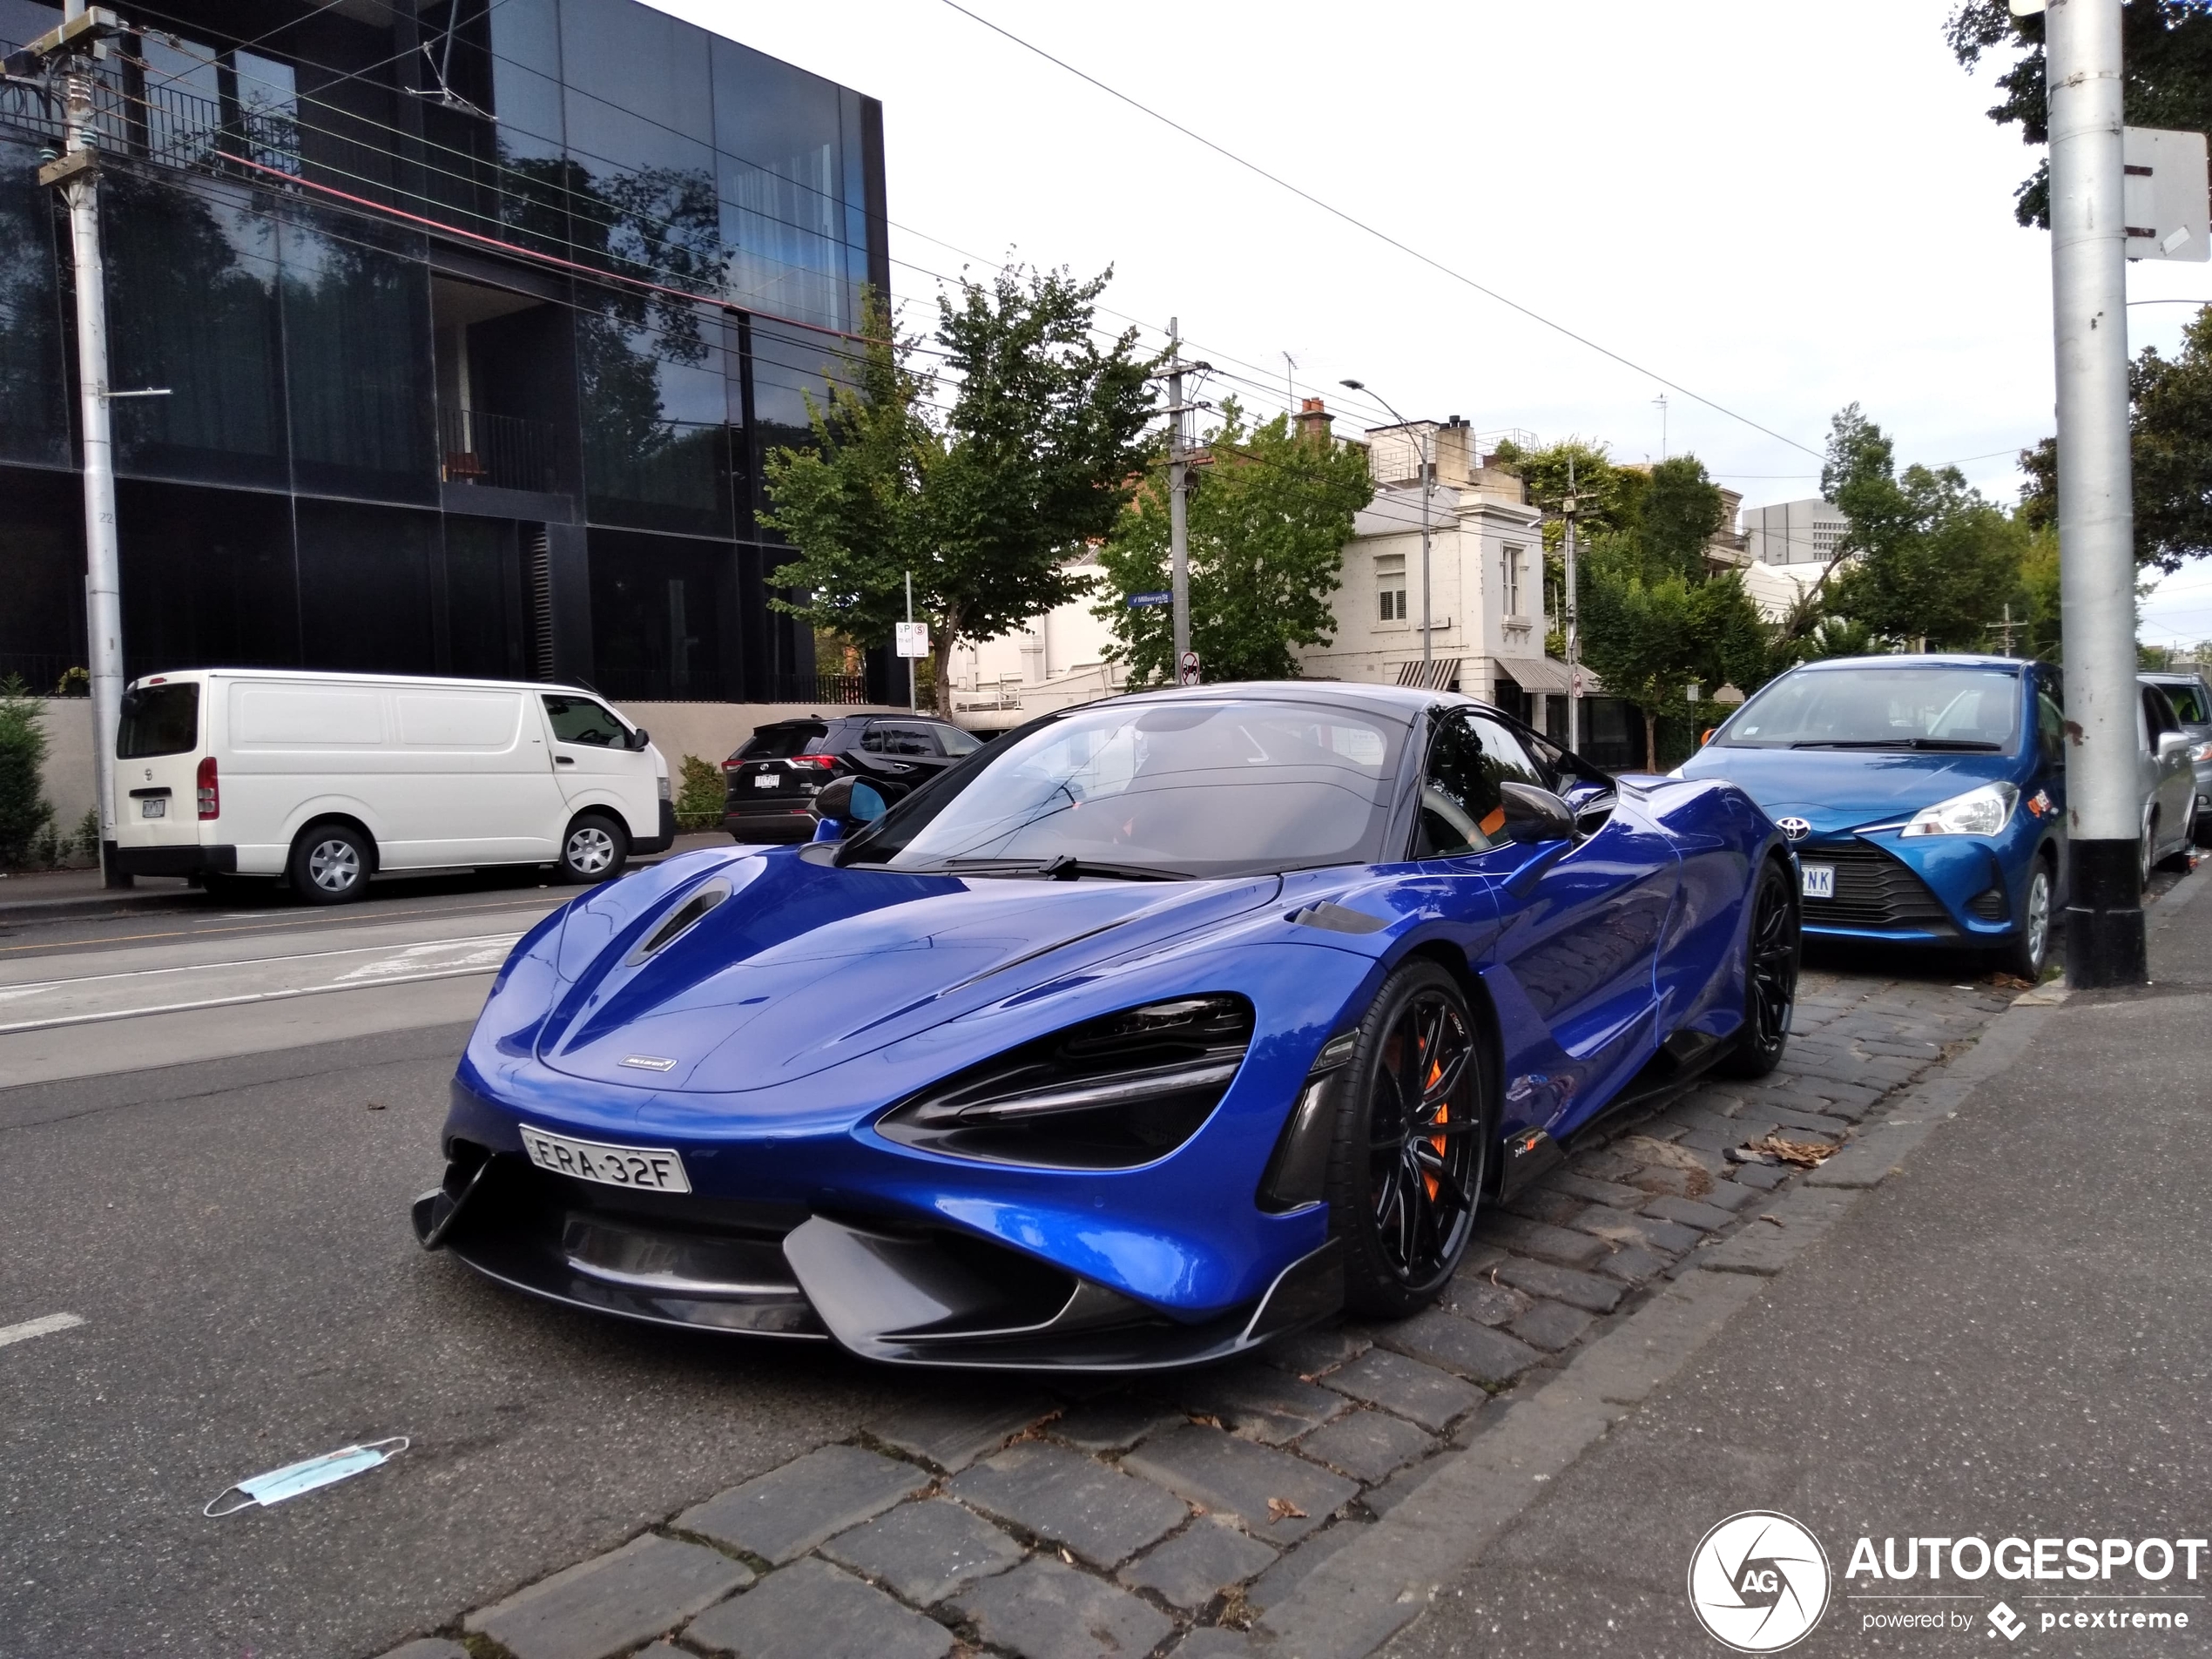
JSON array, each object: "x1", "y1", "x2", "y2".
[
  {"x1": 1747, "y1": 1133, "x2": 1836, "y2": 1168},
  {"x1": 1759, "y1": 1214, "x2": 1784, "y2": 1228},
  {"x1": 1190, "y1": 1413, "x2": 1224, "y2": 1429},
  {"x1": 365, "y1": 1101, "x2": 386, "y2": 1111},
  {"x1": 1266, "y1": 1497, "x2": 1307, "y2": 1521}
]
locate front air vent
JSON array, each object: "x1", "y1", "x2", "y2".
[
  {"x1": 625, "y1": 880, "x2": 731, "y2": 965},
  {"x1": 1967, "y1": 886, "x2": 2006, "y2": 922}
]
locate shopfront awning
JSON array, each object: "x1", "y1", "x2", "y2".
[
  {"x1": 1393, "y1": 658, "x2": 1460, "y2": 691},
  {"x1": 1494, "y1": 656, "x2": 1598, "y2": 696}
]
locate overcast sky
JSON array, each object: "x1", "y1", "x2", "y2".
[{"x1": 658, "y1": 0, "x2": 2212, "y2": 649}]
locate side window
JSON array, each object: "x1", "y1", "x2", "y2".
[
  {"x1": 1465, "y1": 712, "x2": 1550, "y2": 792},
  {"x1": 884, "y1": 724, "x2": 936, "y2": 757},
  {"x1": 933, "y1": 723, "x2": 981, "y2": 758},
  {"x1": 543, "y1": 695, "x2": 624, "y2": 747},
  {"x1": 2036, "y1": 692, "x2": 2066, "y2": 766},
  {"x1": 2147, "y1": 687, "x2": 2182, "y2": 738},
  {"x1": 860, "y1": 725, "x2": 889, "y2": 753},
  {"x1": 1413, "y1": 715, "x2": 1501, "y2": 859}
]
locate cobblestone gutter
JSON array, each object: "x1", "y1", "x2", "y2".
[{"x1": 375, "y1": 967, "x2": 2028, "y2": 1659}]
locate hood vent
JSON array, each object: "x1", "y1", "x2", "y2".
[{"x1": 625, "y1": 880, "x2": 731, "y2": 966}]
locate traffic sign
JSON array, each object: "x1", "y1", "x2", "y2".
[
  {"x1": 1128, "y1": 590, "x2": 1172, "y2": 608},
  {"x1": 1178, "y1": 651, "x2": 1201, "y2": 686},
  {"x1": 894, "y1": 622, "x2": 928, "y2": 658}
]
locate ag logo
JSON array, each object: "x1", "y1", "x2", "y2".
[{"x1": 1687, "y1": 1511, "x2": 1831, "y2": 1651}]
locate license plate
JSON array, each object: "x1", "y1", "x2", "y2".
[
  {"x1": 753, "y1": 774, "x2": 779, "y2": 788},
  {"x1": 1801, "y1": 863, "x2": 1835, "y2": 900},
  {"x1": 519, "y1": 1125, "x2": 691, "y2": 1192},
  {"x1": 141, "y1": 798, "x2": 165, "y2": 819}
]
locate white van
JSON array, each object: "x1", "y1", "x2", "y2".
[{"x1": 108, "y1": 669, "x2": 673, "y2": 903}]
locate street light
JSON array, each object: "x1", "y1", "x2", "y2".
[{"x1": 1342, "y1": 379, "x2": 1432, "y2": 668}]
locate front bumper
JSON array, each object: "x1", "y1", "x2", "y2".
[
  {"x1": 412, "y1": 1136, "x2": 1342, "y2": 1370},
  {"x1": 1795, "y1": 828, "x2": 2035, "y2": 946}
]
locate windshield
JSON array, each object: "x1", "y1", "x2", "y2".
[
  {"x1": 2155, "y1": 680, "x2": 2211, "y2": 725},
  {"x1": 1717, "y1": 665, "x2": 2022, "y2": 752},
  {"x1": 847, "y1": 697, "x2": 1409, "y2": 879}
]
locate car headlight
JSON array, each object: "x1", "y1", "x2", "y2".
[
  {"x1": 2190, "y1": 741, "x2": 2212, "y2": 764},
  {"x1": 876, "y1": 995, "x2": 1253, "y2": 1170},
  {"x1": 1899, "y1": 781, "x2": 2019, "y2": 838}
]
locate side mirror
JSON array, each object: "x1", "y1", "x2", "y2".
[
  {"x1": 629, "y1": 727, "x2": 651, "y2": 751},
  {"x1": 810, "y1": 774, "x2": 895, "y2": 835},
  {"x1": 1497, "y1": 779, "x2": 1577, "y2": 845},
  {"x1": 1699, "y1": 727, "x2": 1716, "y2": 747}
]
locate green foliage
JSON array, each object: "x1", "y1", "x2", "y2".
[
  {"x1": 1945, "y1": 1, "x2": 2212, "y2": 228},
  {"x1": 763, "y1": 269, "x2": 1158, "y2": 712},
  {"x1": 1096, "y1": 401, "x2": 1374, "y2": 684},
  {"x1": 1493, "y1": 438, "x2": 1640, "y2": 543},
  {"x1": 72, "y1": 807, "x2": 99, "y2": 861},
  {"x1": 0, "y1": 675, "x2": 52, "y2": 869},
  {"x1": 675, "y1": 754, "x2": 725, "y2": 831},
  {"x1": 1819, "y1": 404, "x2": 2030, "y2": 648}
]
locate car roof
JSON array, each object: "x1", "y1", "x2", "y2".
[
  {"x1": 2142, "y1": 670, "x2": 2208, "y2": 684},
  {"x1": 128, "y1": 666, "x2": 608, "y2": 699},
  {"x1": 1790, "y1": 653, "x2": 2032, "y2": 672},
  {"x1": 1078, "y1": 678, "x2": 1479, "y2": 720}
]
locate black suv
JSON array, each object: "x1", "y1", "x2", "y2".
[{"x1": 722, "y1": 714, "x2": 982, "y2": 842}]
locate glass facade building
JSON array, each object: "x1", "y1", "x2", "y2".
[{"x1": 0, "y1": 0, "x2": 892, "y2": 702}]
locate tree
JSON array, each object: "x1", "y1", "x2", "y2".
[
  {"x1": 763, "y1": 267, "x2": 1157, "y2": 711},
  {"x1": 1095, "y1": 401, "x2": 1373, "y2": 684},
  {"x1": 0, "y1": 676, "x2": 51, "y2": 870},
  {"x1": 1820, "y1": 406, "x2": 2030, "y2": 648},
  {"x1": 1945, "y1": 1, "x2": 2212, "y2": 227}
]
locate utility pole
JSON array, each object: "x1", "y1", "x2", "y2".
[
  {"x1": 22, "y1": 5, "x2": 128, "y2": 885},
  {"x1": 2047, "y1": 0, "x2": 2148, "y2": 988},
  {"x1": 1168, "y1": 318, "x2": 1190, "y2": 678},
  {"x1": 1563, "y1": 455, "x2": 1581, "y2": 751},
  {"x1": 904, "y1": 569, "x2": 915, "y2": 711},
  {"x1": 1417, "y1": 426, "x2": 1433, "y2": 668}
]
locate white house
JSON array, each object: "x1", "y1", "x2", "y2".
[
  {"x1": 945, "y1": 556, "x2": 1127, "y2": 729},
  {"x1": 1293, "y1": 416, "x2": 1578, "y2": 732}
]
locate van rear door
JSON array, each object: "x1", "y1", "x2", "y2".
[{"x1": 113, "y1": 681, "x2": 204, "y2": 854}]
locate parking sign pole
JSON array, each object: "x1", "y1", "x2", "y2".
[
  {"x1": 1168, "y1": 319, "x2": 1190, "y2": 675},
  {"x1": 2047, "y1": 0, "x2": 2148, "y2": 986},
  {"x1": 904, "y1": 570, "x2": 915, "y2": 711}
]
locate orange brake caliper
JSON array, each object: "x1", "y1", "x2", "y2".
[{"x1": 1424, "y1": 1057, "x2": 1447, "y2": 1199}]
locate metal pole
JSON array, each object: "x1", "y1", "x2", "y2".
[
  {"x1": 1564, "y1": 456, "x2": 1580, "y2": 752},
  {"x1": 1168, "y1": 318, "x2": 1190, "y2": 678},
  {"x1": 904, "y1": 568, "x2": 915, "y2": 711},
  {"x1": 1418, "y1": 428, "x2": 1432, "y2": 667},
  {"x1": 2047, "y1": 0, "x2": 2146, "y2": 987},
  {"x1": 54, "y1": 7, "x2": 128, "y2": 887}
]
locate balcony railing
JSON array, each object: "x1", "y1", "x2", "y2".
[{"x1": 441, "y1": 407, "x2": 562, "y2": 495}]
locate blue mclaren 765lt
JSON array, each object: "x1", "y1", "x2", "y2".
[{"x1": 415, "y1": 682, "x2": 1798, "y2": 1370}]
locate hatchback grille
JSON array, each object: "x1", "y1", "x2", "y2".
[{"x1": 1799, "y1": 839, "x2": 1956, "y2": 934}]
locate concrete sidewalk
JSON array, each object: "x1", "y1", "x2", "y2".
[{"x1": 1383, "y1": 873, "x2": 2212, "y2": 1656}]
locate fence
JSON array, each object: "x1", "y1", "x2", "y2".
[{"x1": 440, "y1": 407, "x2": 562, "y2": 495}]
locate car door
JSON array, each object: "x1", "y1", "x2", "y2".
[
  {"x1": 1416, "y1": 710, "x2": 1678, "y2": 1139},
  {"x1": 541, "y1": 692, "x2": 652, "y2": 840},
  {"x1": 2142, "y1": 685, "x2": 2195, "y2": 857},
  {"x1": 860, "y1": 720, "x2": 950, "y2": 776}
]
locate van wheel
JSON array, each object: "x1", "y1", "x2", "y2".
[
  {"x1": 289, "y1": 824, "x2": 373, "y2": 905},
  {"x1": 558, "y1": 813, "x2": 627, "y2": 884}
]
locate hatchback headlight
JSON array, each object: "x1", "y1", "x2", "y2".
[
  {"x1": 1900, "y1": 781, "x2": 2018, "y2": 838},
  {"x1": 2189, "y1": 741, "x2": 2212, "y2": 764},
  {"x1": 877, "y1": 995, "x2": 1253, "y2": 1170}
]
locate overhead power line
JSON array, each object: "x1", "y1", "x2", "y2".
[{"x1": 934, "y1": 0, "x2": 1824, "y2": 461}]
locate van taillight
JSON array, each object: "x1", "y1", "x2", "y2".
[{"x1": 196, "y1": 756, "x2": 219, "y2": 819}]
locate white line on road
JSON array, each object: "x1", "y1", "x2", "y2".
[
  {"x1": 0, "y1": 932, "x2": 527, "y2": 997},
  {"x1": 0, "y1": 961, "x2": 513, "y2": 1036},
  {"x1": 0, "y1": 1312, "x2": 84, "y2": 1348}
]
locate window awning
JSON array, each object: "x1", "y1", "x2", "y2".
[
  {"x1": 1393, "y1": 658, "x2": 1460, "y2": 691},
  {"x1": 1493, "y1": 656, "x2": 1598, "y2": 696}
]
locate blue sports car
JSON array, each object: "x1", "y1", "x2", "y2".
[
  {"x1": 415, "y1": 683, "x2": 1797, "y2": 1370},
  {"x1": 1676, "y1": 654, "x2": 2070, "y2": 979}
]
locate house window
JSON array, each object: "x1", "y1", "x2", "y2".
[
  {"x1": 1376, "y1": 551, "x2": 1406, "y2": 624},
  {"x1": 1501, "y1": 545, "x2": 1525, "y2": 617},
  {"x1": 1379, "y1": 586, "x2": 1406, "y2": 621}
]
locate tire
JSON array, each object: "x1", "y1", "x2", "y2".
[
  {"x1": 287, "y1": 823, "x2": 373, "y2": 905},
  {"x1": 2139, "y1": 813, "x2": 2157, "y2": 892},
  {"x1": 1717, "y1": 858, "x2": 1800, "y2": 1079},
  {"x1": 2001, "y1": 856, "x2": 2055, "y2": 982},
  {"x1": 2195, "y1": 806, "x2": 2212, "y2": 850},
  {"x1": 1325, "y1": 960, "x2": 1491, "y2": 1318},
  {"x1": 557, "y1": 813, "x2": 628, "y2": 884}
]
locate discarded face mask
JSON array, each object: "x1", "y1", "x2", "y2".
[{"x1": 203, "y1": 1437, "x2": 409, "y2": 1517}]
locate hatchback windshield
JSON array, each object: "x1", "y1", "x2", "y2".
[
  {"x1": 1717, "y1": 666, "x2": 2022, "y2": 752},
  {"x1": 846, "y1": 697, "x2": 1408, "y2": 879}
]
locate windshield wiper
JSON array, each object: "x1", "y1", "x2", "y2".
[
  {"x1": 1790, "y1": 738, "x2": 2004, "y2": 752},
  {"x1": 940, "y1": 855, "x2": 1186, "y2": 882}
]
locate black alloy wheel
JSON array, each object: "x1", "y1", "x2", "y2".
[
  {"x1": 1718, "y1": 857, "x2": 1800, "y2": 1078},
  {"x1": 1327, "y1": 960, "x2": 1489, "y2": 1317}
]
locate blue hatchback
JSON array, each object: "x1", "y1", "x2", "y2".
[{"x1": 1677, "y1": 654, "x2": 2064, "y2": 978}]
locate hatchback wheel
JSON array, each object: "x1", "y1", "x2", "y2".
[
  {"x1": 2003, "y1": 858, "x2": 2054, "y2": 982},
  {"x1": 558, "y1": 813, "x2": 627, "y2": 884},
  {"x1": 1327, "y1": 961, "x2": 1489, "y2": 1317},
  {"x1": 1718, "y1": 858, "x2": 1800, "y2": 1077},
  {"x1": 288, "y1": 824, "x2": 372, "y2": 905}
]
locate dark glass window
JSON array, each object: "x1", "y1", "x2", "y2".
[
  {"x1": 0, "y1": 138, "x2": 67, "y2": 469},
  {"x1": 748, "y1": 319, "x2": 853, "y2": 536},
  {"x1": 294, "y1": 499, "x2": 439, "y2": 675},
  {"x1": 0, "y1": 468, "x2": 83, "y2": 692},
  {"x1": 712, "y1": 37, "x2": 853, "y2": 330},
  {"x1": 1415, "y1": 714, "x2": 1501, "y2": 858},
  {"x1": 104, "y1": 174, "x2": 287, "y2": 490},
  {"x1": 2036, "y1": 691, "x2": 2066, "y2": 766},
  {"x1": 543, "y1": 693, "x2": 625, "y2": 745},
  {"x1": 118, "y1": 684, "x2": 199, "y2": 758},
  {"x1": 934, "y1": 724, "x2": 981, "y2": 757},
  {"x1": 579, "y1": 303, "x2": 734, "y2": 535},
  {"x1": 280, "y1": 211, "x2": 438, "y2": 503},
  {"x1": 118, "y1": 479, "x2": 299, "y2": 678},
  {"x1": 862, "y1": 722, "x2": 935, "y2": 757},
  {"x1": 737, "y1": 721, "x2": 825, "y2": 760},
  {"x1": 444, "y1": 516, "x2": 525, "y2": 679},
  {"x1": 586, "y1": 529, "x2": 732, "y2": 700}
]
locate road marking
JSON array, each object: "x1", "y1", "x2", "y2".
[
  {"x1": 0, "y1": 896, "x2": 559, "y2": 958},
  {"x1": 0, "y1": 1312, "x2": 84, "y2": 1348},
  {"x1": 0, "y1": 932, "x2": 526, "y2": 997}
]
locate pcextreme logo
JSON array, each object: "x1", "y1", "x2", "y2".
[{"x1": 1687, "y1": 1511, "x2": 1832, "y2": 1652}]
